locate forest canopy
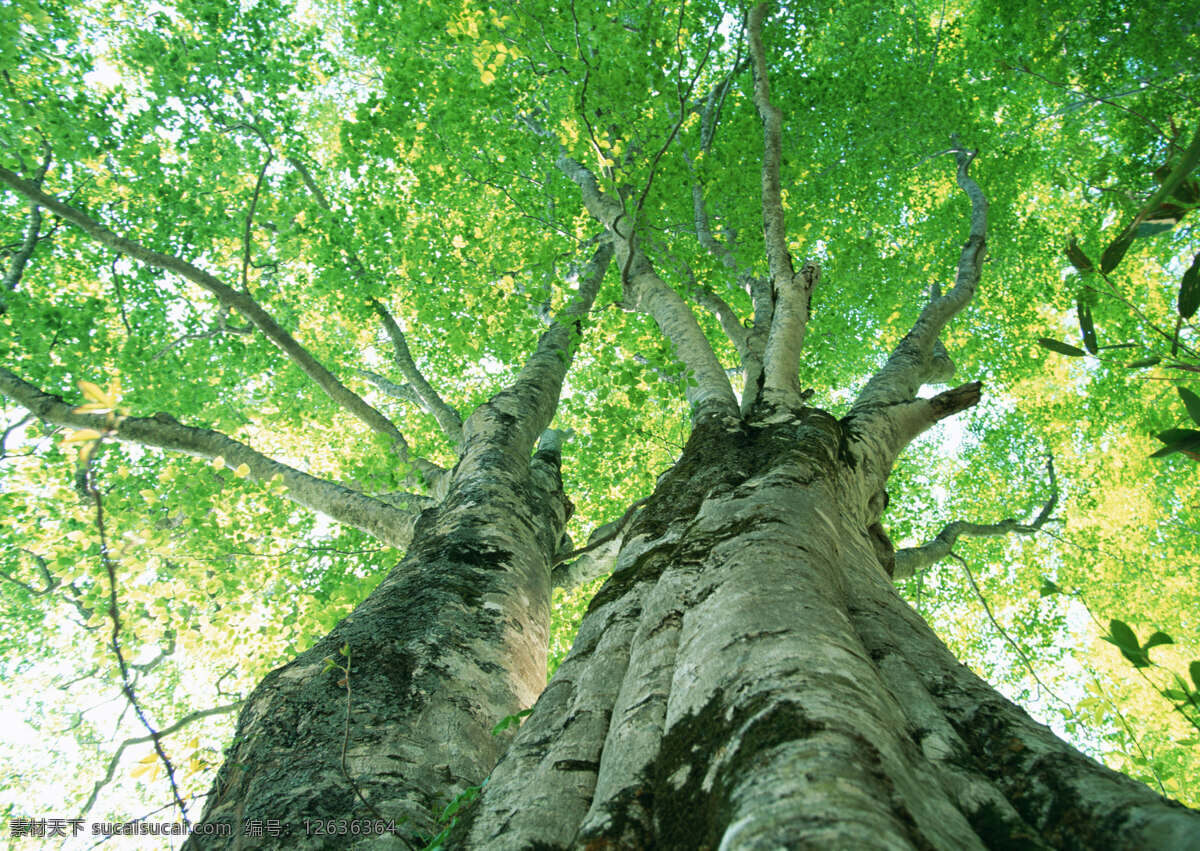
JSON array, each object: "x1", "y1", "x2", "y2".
[{"x1": 0, "y1": 0, "x2": 1198, "y2": 842}]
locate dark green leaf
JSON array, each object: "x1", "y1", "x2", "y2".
[
  {"x1": 1077, "y1": 299, "x2": 1097, "y2": 354},
  {"x1": 1180, "y1": 387, "x2": 1200, "y2": 426},
  {"x1": 1038, "y1": 578, "x2": 1061, "y2": 596},
  {"x1": 1105, "y1": 619, "x2": 1140, "y2": 653},
  {"x1": 1125, "y1": 356, "x2": 1162, "y2": 369},
  {"x1": 1150, "y1": 432, "x2": 1200, "y2": 458},
  {"x1": 1065, "y1": 238, "x2": 1093, "y2": 273},
  {"x1": 1036, "y1": 338, "x2": 1087, "y2": 357},
  {"x1": 1176, "y1": 178, "x2": 1200, "y2": 206},
  {"x1": 1164, "y1": 689, "x2": 1190, "y2": 702},
  {"x1": 1192, "y1": 661, "x2": 1200, "y2": 691},
  {"x1": 1135, "y1": 221, "x2": 1176, "y2": 238},
  {"x1": 1143, "y1": 631, "x2": 1174, "y2": 651},
  {"x1": 1120, "y1": 648, "x2": 1152, "y2": 668},
  {"x1": 1155, "y1": 428, "x2": 1200, "y2": 445},
  {"x1": 1180, "y1": 252, "x2": 1200, "y2": 319},
  {"x1": 1100, "y1": 229, "x2": 1135, "y2": 274}
]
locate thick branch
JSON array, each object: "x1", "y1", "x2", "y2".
[
  {"x1": 1, "y1": 145, "x2": 52, "y2": 307},
  {"x1": 893, "y1": 456, "x2": 1058, "y2": 580},
  {"x1": 854, "y1": 146, "x2": 988, "y2": 409},
  {"x1": 761, "y1": 260, "x2": 819, "y2": 406},
  {"x1": 0, "y1": 167, "x2": 429, "y2": 474},
  {"x1": 556, "y1": 155, "x2": 738, "y2": 419},
  {"x1": 0, "y1": 368, "x2": 419, "y2": 549},
  {"x1": 369, "y1": 299, "x2": 464, "y2": 444},
  {"x1": 844, "y1": 382, "x2": 984, "y2": 500},
  {"x1": 748, "y1": 5, "x2": 820, "y2": 408},
  {"x1": 460, "y1": 239, "x2": 614, "y2": 465}
]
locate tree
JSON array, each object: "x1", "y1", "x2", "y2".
[{"x1": 2, "y1": 0, "x2": 1198, "y2": 848}]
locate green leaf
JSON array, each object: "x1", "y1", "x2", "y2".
[
  {"x1": 1142, "y1": 631, "x2": 1173, "y2": 651},
  {"x1": 1150, "y1": 431, "x2": 1200, "y2": 458},
  {"x1": 1038, "y1": 578, "x2": 1062, "y2": 596},
  {"x1": 1180, "y1": 387, "x2": 1200, "y2": 426},
  {"x1": 1164, "y1": 689, "x2": 1190, "y2": 702},
  {"x1": 1104, "y1": 619, "x2": 1140, "y2": 654},
  {"x1": 1192, "y1": 661, "x2": 1200, "y2": 691},
  {"x1": 1077, "y1": 299, "x2": 1098, "y2": 354},
  {"x1": 1180, "y1": 253, "x2": 1200, "y2": 319},
  {"x1": 490, "y1": 707, "x2": 533, "y2": 736},
  {"x1": 1156, "y1": 428, "x2": 1200, "y2": 445},
  {"x1": 1064, "y1": 238, "x2": 1093, "y2": 273},
  {"x1": 1036, "y1": 338, "x2": 1087, "y2": 357},
  {"x1": 1099, "y1": 229, "x2": 1135, "y2": 275},
  {"x1": 1125, "y1": 356, "x2": 1161, "y2": 369}
]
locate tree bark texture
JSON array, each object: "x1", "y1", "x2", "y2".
[
  {"x1": 457, "y1": 406, "x2": 1200, "y2": 850},
  {"x1": 186, "y1": 430, "x2": 570, "y2": 848}
]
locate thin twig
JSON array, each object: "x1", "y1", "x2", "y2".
[
  {"x1": 83, "y1": 444, "x2": 190, "y2": 827},
  {"x1": 241, "y1": 153, "x2": 273, "y2": 292}
]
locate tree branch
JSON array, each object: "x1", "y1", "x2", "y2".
[
  {"x1": 79, "y1": 701, "x2": 243, "y2": 820},
  {"x1": 748, "y1": 3, "x2": 820, "y2": 408},
  {"x1": 892, "y1": 456, "x2": 1058, "y2": 580},
  {"x1": 854, "y1": 145, "x2": 988, "y2": 409},
  {"x1": 0, "y1": 166, "x2": 427, "y2": 474},
  {"x1": 240, "y1": 153, "x2": 272, "y2": 292},
  {"x1": 555, "y1": 155, "x2": 739, "y2": 419},
  {"x1": 0, "y1": 368, "x2": 420, "y2": 550},
  {"x1": 355, "y1": 369, "x2": 425, "y2": 407},
  {"x1": 551, "y1": 496, "x2": 649, "y2": 591},
  {"x1": 1, "y1": 142, "x2": 52, "y2": 307},
  {"x1": 460, "y1": 238, "x2": 614, "y2": 462},
  {"x1": 369, "y1": 299, "x2": 464, "y2": 444}
]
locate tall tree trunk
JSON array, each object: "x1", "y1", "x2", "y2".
[
  {"x1": 185, "y1": 239, "x2": 615, "y2": 849},
  {"x1": 457, "y1": 406, "x2": 1200, "y2": 849},
  {"x1": 187, "y1": 434, "x2": 569, "y2": 847}
]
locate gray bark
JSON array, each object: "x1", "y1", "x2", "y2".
[
  {"x1": 186, "y1": 435, "x2": 571, "y2": 848},
  {"x1": 182, "y1": 242, "x2": 612, "y2": 849},
  {"x1": 457, "y1": 407, "x2": 1200, "y2": 850}
]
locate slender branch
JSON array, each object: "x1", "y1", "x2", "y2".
[
  {"x1": 893, "y1": 455, "x2": 1057, "y2": 580},
  {"x1": 748, "y1": 2, "x2": 796, "y2": 300},
  {"x1": 551, "y1": 496, "x2": 649, "y2": 591},
  {"x1": 240, "y1": 153, "x2": 273, "y2": 292},
  {"x1": 1, "y1": 143, "x2": 52, "y2": 306},
  {"x1": 286, "y1": 155, "x2": 331, "y2": 211},
  {"x1": 79, "y1": 702, "x2": 243, "y2": 819},
  {"x1": 85, "y1": 460, "x2": 190, "y2": 828},
  {"x1": 854, "y1": 145, "x2": 988, "y2": 409},
  {"x1": 1015, "y1": 66, "x2": 1179, "y2": 149},
  {"x1": 369, "y1": 299, "x2": 464, "y2": 444},
  {"x1": 689, "y1": 280, "x2": 750, "y2": 357},
  {"x1": 0, "y1": 166, "x2": 423, "y2": 469},
  {"x1": 355, "y1": 369, "x2": 425, "y2": 407},
  {"x1": 0, "y1": 368, "x2": 420, "y2": 549},
  {"x1": 953, "y1": 553, "x2": 1066, "y2": 706},
  {"x1": 748, "y1": 4, "x2": 819, "y2": 407},
  {"x1": 555, "y1": 155, "x2": 738, "y2": 418}
]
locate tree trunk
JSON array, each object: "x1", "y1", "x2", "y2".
[
  {"x1": 186, "y1": 429, "x2": 569, "y2": 847},
  {"x1": 457, "y1": 406, "x2": 1200, "y2": 849}
]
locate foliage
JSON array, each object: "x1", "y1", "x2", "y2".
[{"x1": 1, "y1": 0, "x2": 1198, "y2": 837}]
